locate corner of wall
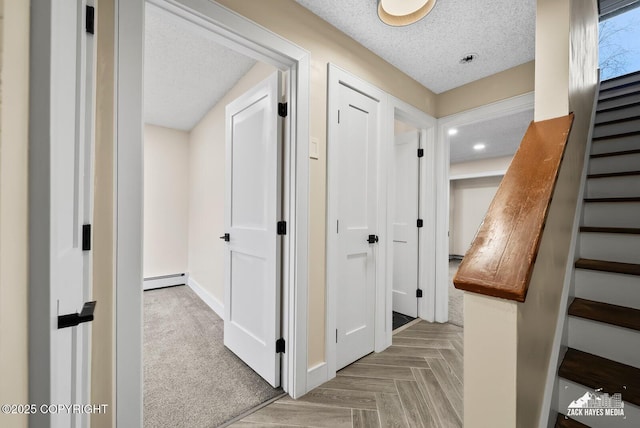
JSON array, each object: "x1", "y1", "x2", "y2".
[{"x1": 0, "y1": 1, "x2": 30, "y2": 427}]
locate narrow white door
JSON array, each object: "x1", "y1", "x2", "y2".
[
  {"x1": 51, "y1": 1, "x2": 96, "y2": 426},
  {"x1": 223, "y1": 72, "x2": 283, "y2": 387},
  {"x1": 392, "y1": 131, "x2": 420, "y2": 317},
  {"x1": 335, "y1": 83, "x2": 379, "y2": 370}
]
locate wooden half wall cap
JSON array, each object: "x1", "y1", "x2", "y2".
[{"x1": 453, "y1": 113, "x2": 575, "y2": 302}]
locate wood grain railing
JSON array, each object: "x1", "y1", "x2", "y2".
[{"x1": 453, "y1": 114, "x2": 574, "y2": 302}]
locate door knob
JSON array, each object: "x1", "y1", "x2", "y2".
[
  {"x1": 367, "y1": 235, "x2": 379, "y2": 244},
  {"x1": 58, "y1": 301, "x2": 96, "y2": 329},
  {"x1": 220, "y1": 233, "x2": 230, "y2": 242}
]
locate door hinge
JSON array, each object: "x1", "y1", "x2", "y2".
[
  {"x1": 276, "y1": 338, "x2": 285, "y2": 353},
  {"x1": 337, "y1": 110, "x2": 340, "y2": 123},
  {"x1": 417, "y1": 148, "x2": 424, "y2": 158},
  {"x1": 86, "y1": 5, "x2": 95, "y2": 34},
  {"x1": 417, "y1": 219, "x2": 423, "y2": 228},
  {"x1": 278, "y1": 102, "x2": 288, "y2": 117},
  {"x1": 416, "y1": 289, "x2": 423, "y2": 298},
  {"x1": 277, "y1": 221, "x2": 287, "y2": 235},
  {"x1": 82, "y1": 224, "x2": 91, "y2": 251},
  {"x1": 336, "y1": 329, "x2": 338, "y2": 343}
]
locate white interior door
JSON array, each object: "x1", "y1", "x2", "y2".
[
  {"x1": 335, "y1": 83, "x2": 379, "y2": 370},
  {"x1": 223, "y1": 71, "x2": 283, "y2": 387},
  {"x1": 392, "y1": 131, "x2": 420, "y2": 317},
  {"x1": 51, "y1": 0, "x2": 96, "y2": 426}
]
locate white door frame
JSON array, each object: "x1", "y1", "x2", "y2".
[
  {"x1": 116, "y1": 0, "x2": 310, "y2": 425},
  {"x1": 435, "y1": 92, "x2": 535, "y2": 322},
  {"x1": 386, "y1": 97, "x2": 437, "y2": 326},
  {"x1": 326, "y1": 64, "x2": 438, "y2": 379}
]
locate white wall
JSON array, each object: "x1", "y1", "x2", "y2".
[
  {"x1": 143, "y1": 124, "x2": 190, "y2": 278},
  {"x1": 187, "y1": 62, "x2": 276, "y2": 303},
  {"x1": 0, "y1": 1, "x2": 29, "y2": 427},
  {"x1": 449, "y1": 157, "x2": 511, "y2": 256}
]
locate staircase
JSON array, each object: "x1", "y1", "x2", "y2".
[{"x1": 553, "y1": 71, "x2": 640, "y2": 427}]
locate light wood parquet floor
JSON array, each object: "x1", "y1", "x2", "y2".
[{"x1": 231, "y1": 320, "x2": 463, "y2": 427}]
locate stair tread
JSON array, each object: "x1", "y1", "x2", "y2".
[
  {"x1": 601, "y1": 70, "x2": 640, "y2": 88},
  {"x1": 594, "y1": 114, "x2": 640, "y2": 126},
  {"x1": 569, "y1": 297, "x2": 640, "y2": 331},
  {"x1": 599, "y1": 88, "x2": 640, "y2": 102},
  {"x1": 592, "y1": 129, "x2": 640, "y2": 141},
  {"x1": 590, "y1": 148, "x2": 640, "y2": 158},
  {"x1": 584, "y1": 196, "x2": 640, "y2": 203},
  {"x1": 575, "y1": 258, "x2": 640, "y2": 276},
  {"x1": 587, "y1": 170, "x2": 640, "y2": 178},
  {"x1": 555, "y1": 414, "x2": 589, "y2": 428},
  {"x1": 580, "y1": 226, "x2": 640, "y2": 234},
  {"x1": 559, "y1": 348, "x2": 640, "y2": 407}
]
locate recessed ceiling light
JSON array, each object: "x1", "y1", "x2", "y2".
[
  {"x1": 377, "y1": 0, "x2": 437, "y2": 27},
  {"x1": 473, "y1": 143, "x2": 486, "y2": 151},
  {"x1": 448, "y1": 128, "x2": 458, "y2": 136}
]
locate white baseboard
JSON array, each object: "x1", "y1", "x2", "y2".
[
  {"x1": 307, "y1": 362, "x2": 328, "y2": 390},
  {"x1": 143, "y1": 273, "x2": 188, "y2": 290},
  {"x1": 187, "y1": 276, "x2": 224, "y2": 319}
]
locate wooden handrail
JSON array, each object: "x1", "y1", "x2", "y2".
[{"x1": 453, "y1": 114, "x2": 574, "y2": 302}]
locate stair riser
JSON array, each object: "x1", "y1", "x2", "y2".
[
  {"x1": 567, "y1": 316, "x2": 640, "y2": 368},
  {"x1": 556, "y1": 378, "x2": 640, "y2": 428},
  {"x1": 592, "y1": 119, "x2": 640, "y2": 139},
  {"x1": 591, "y1": 134, "x2": 640, "y2": 154},
  {"x1": 599, "y1": 84, "x2": 640, "y2": 101},
  {"x1": 600, "y1": 74, "x2": 640, "y2": 91},
  {"x1": 596, "y1": 104, "x2": 640, "y2": 123},
  {"x1": 574, "y1": 269, "x2": 640, "y2": 310},
  {"x1": 586, "y1": 175, "x2": 640, "y2": 198},
  {"x1": 589, "y1": 153, "x2": 640, "y2": 175},
  {"x1": 579, "y1": 233, "x2": 640, "y2": 264},
  {"x1": 583, "y1": 202, "x2": 640, "y2": 228},
  {"x1": 598, "y1": 92, "x2": 640, "y2": 111}
]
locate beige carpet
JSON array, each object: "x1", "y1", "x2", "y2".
[
  {"x1": 448, "y1": 260, "x2": 464, "y2": 326},
  {"x1": 144, "y1": 285, "x2": 282, "y2": 428}
]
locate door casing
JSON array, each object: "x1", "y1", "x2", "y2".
[{"x1": 326, "y1": 64, "x2": 438, "y2": 381}]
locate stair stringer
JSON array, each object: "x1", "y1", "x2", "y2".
[{"x1": 539, "y1": 77, "x2": 600, "y2": 428}]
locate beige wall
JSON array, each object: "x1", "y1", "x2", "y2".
[
  {"x1": 0, "y1": 1, "x2": 29, "y2": 427},
  {"x1": 91, "y1": 0, "x2": 116, "y2": 426},
  {"x1": 449, "y1": 155, "x2": 512, "y2": 177},
  {"x1": 187, "y1": 62, "x2": 276, "y2": 303},
  {"x1": 215, "y1": 0, "x2": 439, "y2": 367},
  {"x1": 144, "y1": 125, "x2": 190, "y2": 278},
  {"x1": 517, "y1": 0, "x2": 598, "y2": 425},
  {"x1": 450, "y1": 175, "x2": 503, "y2": 256},
  {"x1": 437, "y1": 61, "x2": 535, "y2": 118}
]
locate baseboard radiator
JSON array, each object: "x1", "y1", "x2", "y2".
[{"x1": 143, "y1": 273, "x2": 188, "y2": 290}]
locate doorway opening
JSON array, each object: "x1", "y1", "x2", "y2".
[
  {"x1": 442, "y1": 94, "x2": 534, "y2": 326},
  {"x1": 141, "y1": 4, "x2": 288, "y2": 426},
  {"x1": 114, "y1": 0, "x2": 310, "y2": 424}
]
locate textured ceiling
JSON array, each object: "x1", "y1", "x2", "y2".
[
  {"x1": 450, "y1": 109, "x2": 534, "y2": 164},
  {"x1": 295, "y1": 0, "x2": 536, "y2": 93},
  {"x1": 144, "y1": 4, "x2": 256, "y2": 131}
]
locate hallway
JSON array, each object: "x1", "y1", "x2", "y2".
[{"x1": 231, "y1": 321, "x2": 463, "y2": 427}]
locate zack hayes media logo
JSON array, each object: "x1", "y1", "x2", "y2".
[{"x1": 567, "y1": 390, "x2": 625, "y2": 417}]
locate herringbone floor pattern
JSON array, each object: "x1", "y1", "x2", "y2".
[{"x1": 232, "y1": 321, "x2": 463, "y2": 427}]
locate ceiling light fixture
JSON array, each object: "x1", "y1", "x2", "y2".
[
  {"x1": 473, "y1": 143, "x2": 486, "y2": 151},
  {"x1": 448, "y1": 128, "x2": 458, "y2": 136},
  {"x1": 377, "y1": 0, "x2": 437, "y2": 26}
]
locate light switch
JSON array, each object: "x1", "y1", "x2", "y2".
[{"x1": 310, "y1": 137, "x2": 319, "y2": 160}]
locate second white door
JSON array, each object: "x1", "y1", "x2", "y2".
[
  {"x1": 392, "y1": 131, "x2": 420, "y2": 317},
  {"x1": 335, "y1": 82, "x2": 380, "y2": 370}
]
